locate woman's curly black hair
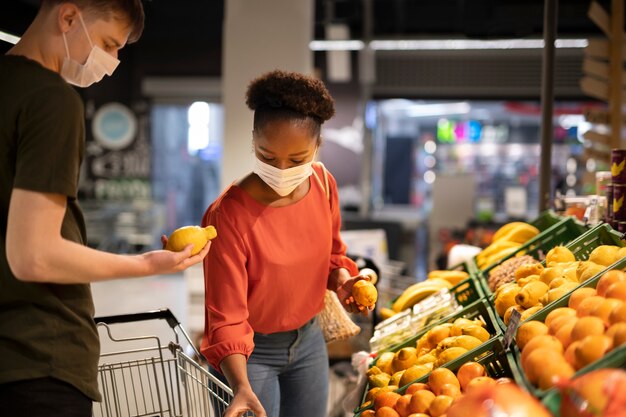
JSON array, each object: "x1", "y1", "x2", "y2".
[{"x1": 246, "y1": 70, "x2": 335, "y2": 139}]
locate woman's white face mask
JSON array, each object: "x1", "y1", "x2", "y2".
[
  {"x1": 60, "y1": 12, "x2": 120, "y2": 87},
  {"x1": 253, "y1": 157, "x2": 314, "y2": 196}
]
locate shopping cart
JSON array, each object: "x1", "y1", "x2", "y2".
[{"x1": 93, "y1": 309, "x2": 252, "y2": 417}]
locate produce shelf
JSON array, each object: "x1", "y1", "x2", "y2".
[
  {"x1": 478, "y1": 216, "x2": 589, "y2": 300},
  {"x1": 356, "y1": 299, "x2": 501, "y2": 414},
  {"x1": 493, "y1": 223, "x2": 626, "y2": 333},
  {"x1": 510, "y1": 255, "x2": 626, "y2": 398}
]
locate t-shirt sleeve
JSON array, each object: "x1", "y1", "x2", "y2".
[
  {"x1": 14, "y1": 85, "x2": 83, "y2": 198},
  {"x1": 327, "y1": 170, "x2": 359, "y2": 276},
  {"x1": 200, "y1": 202, "x2": 255, "y2": 372}
]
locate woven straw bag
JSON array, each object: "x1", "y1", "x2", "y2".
[{"x1": 312, "y1": 162, "x2": 361, "y2": 343}]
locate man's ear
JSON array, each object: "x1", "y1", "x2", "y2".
[{"x1": 57, "y1": 3, "x2": 80, "y2": 33}]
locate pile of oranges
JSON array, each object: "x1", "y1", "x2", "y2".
[
  {"x1": 361, "y1": 364, "x2": 512, "y2": 417},
  {"x1": 515, "y1": 269, "x2": 626, "y2": 390}
]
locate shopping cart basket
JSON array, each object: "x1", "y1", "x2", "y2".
[{"x1": 93, "y1": 309, "x2": 252, "y2": 417}]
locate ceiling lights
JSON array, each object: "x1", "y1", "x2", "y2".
[
  {"x1": 0, "y1": 30, "x2": 19, "y2": 45},
  {"x1": 309, "y1": 38, "x2": 588, "y2": 51}
]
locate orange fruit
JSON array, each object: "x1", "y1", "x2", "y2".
[
  {"x1": 516, "y1": 321, "x2": 549, "y2": 351},
  {"x1": 366, "y1": 387, "x2": 382, "y2": 402},
  {"x1": 361, "y1": 411, "x2": 376, "y2": 417},
  {"x1": 575, "y1": 335, "x2": 613, "y2": 368},
  {"x1": 521, "y1": 335, "x2": 564, "y2": 367},
  {"x1": 404, "y1": 383, "x2": 430, "y2": 396},
  {"x1": 607, "y1": 322, "x2": 626, "y2": 348},
  {"x1": 548, "y1": 314, "x2": 574, "y2": 335},
  {"x1": 428, "y1": 368, "x2": 460, "y2": 396},
  {"x1": 523, "y1": 348, "x2": 566, "y2": 384},
  {"x1": 570, "y1": 316, "x2": 606, "y2": 342},
  {"x1": 352, "y1": 280, "x2": 378, "y2": 307},
  {"x1": 405, "y1": 414, "x2": 429, "y2": 417},
  {"x1": 374, "y1": 392, "x2": 402, "y2": 411},
  {"x1": 545, "y1": 307, "x2": 577, "y2": 328},
  {"x1": 605, "y1": 281, "x2": 626, "y2": 302},
  {"x1": 376, "y1": 406, "x2": 401, "y2": 417},
  {"x1": 596, "y1": 270, "x2": 626, "y2": 297},
  {"x1": 394, "y1": 394, "x2": 413, "y2": 417},
  {"x1": 438, "y1": 383, "x2": 462, "y2": 399},
  {"x1": 428, "y1": 395, "x2": 454, "y2": 417},
  {"x1": 536, "y1": 360, "x2": 575, "y2": 390},
  {"x1": 590, "y1": 298, "x2": 624, "y2": 325},
  {"x1": 465, "y1": 376, "x2": 497, "y2": 393},
  {"x1": 555, "y1": 320, "x2": 577, "y2": 349},
  {"x1": 576, "y1": 296, "x2": 606, "y2": 317},
  {"x1": 409, "y1": 390, "x2": 436, "y2": 414},
  {"x1": 609, "y1": 302, "x2": 626, "y2": 325},
  {"x1": 568, "y1": 288, "x2": 597, "y2": 310},
  {"x1": 564, "y1": 340, "x2": 581, "y2": 369},
  {"x1": 456, "y1": 361, "x2": 486, "y2": 392}
]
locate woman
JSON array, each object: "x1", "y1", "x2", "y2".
[{"x1": 201, "y1": 70, "x2": 370, "y2": 417}]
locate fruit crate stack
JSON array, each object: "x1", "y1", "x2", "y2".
[
  {"x1": 356, "y1": 299, "x2": 503, "y2": 415},
  {"x1": 477, "y1": 216, "x2": 588, "y2": 298},
  {"x1": 491, "y1": 223, "x2": 626, "y2": 333},
  {"x1": 510, "y1": 254, "x2": 626, "y2": 398}
]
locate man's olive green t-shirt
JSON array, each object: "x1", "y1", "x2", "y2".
[{"x1": 0, "y1": 55, "x2": 100, "y2": 401}]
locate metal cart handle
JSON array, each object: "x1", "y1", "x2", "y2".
[{"x1": 95, "y1": 308, "x2": 181, "y2": 329}]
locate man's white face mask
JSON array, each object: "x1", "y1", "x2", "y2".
[{"x1": 60, "y1": 12, "x2": 120, "y2": 87}]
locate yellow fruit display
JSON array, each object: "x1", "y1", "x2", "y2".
[
  {"x1": 588, "y1": 245, "x2": 619, "y2": 267},
  {"x1": 392, "y1": 347, "x2": 418, "y2": 373},
  {"x1": 515, "y1": 263, "x2": 544, "y2": 281},
  {"x1": 352, "y1": 280, "x2": 378, "y2": 306},
  {"x1": 495, "y1": 284, "x2": 521, "y2": 317},
  {"x1": 399, "y1": 365, "x2": 431, "y2": 387},
  {"x1": 165, "y1": 225, "x2": 217, "y2": 255},
  {"x1": 435, "y1": 347, "x2": 469, "y2": 367},
  {"x1": 515, "y1": 281, "x2": 549, "y2": 309},
  {"x1": 546, "y1": 246, "x2": 575, "y2": 265},
  {"x1": 376, "y1": 351, "x2": 395, "y2": 375},
  {"x1": 368, "y1": 372, "x2": 391, "y2": 388},
  {"x1": 460, "y1": 325, "x2": 491, "y2": 342}
]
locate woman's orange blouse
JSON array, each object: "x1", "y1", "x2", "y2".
[{"x1": 200, "y1": 164, "x2": 358, "y2": 371}]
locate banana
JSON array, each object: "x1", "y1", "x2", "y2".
[
  {"x1": 492, "y1": 222, "x2": 530, "y2": 242},
  {"x1": 477, "y1": 240, "x2": 521, "y2": 263},
  {"x1": 427, "y1": 270, "x2": 469, "y2": 285},
  {"x1": 391, "y1": 282, "x2": 448, "y2": 312},
  {"x1": 379, "y1": 307, "x2": 397, "y2": 320},
  {"x1": 478, "y1": 245, "x2": 521, "y2": 269},
  {"x1": 498, "y1": 223, "x2": 540, "y2": 244}
]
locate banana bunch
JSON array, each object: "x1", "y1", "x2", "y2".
[
  {"x1": 476, "y1": 222, "x2": 540, "y2": 270},
  {"x1": 391, "y1": 278, "x2": 453, "y2": 313},
  {"x1": 427, "y1": 269, "x2": 469, "y2": 286}
]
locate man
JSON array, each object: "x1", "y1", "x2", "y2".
[{"x1": 0, "y1": 1, "x2": 210, "y2": 416}]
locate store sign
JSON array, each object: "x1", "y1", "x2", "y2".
[{"x1": 436, "y1": 119, "x2": 509, "y2": 144}]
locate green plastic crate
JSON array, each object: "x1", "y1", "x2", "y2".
[
  {"x1": 478, "y1": 216, "x2": 589, "y2": 300},
  {"x1": 356, "y1": 299, "x2": 501, "y2": 413},
  {"x1": 354, "y1": 337, "x2": 523, "y2": 416},
  {"x1": 530, "y1": 210, "x2": 567, "y2": 231},
  {"x1": 493, "y1": 223, "x2": 626, "y2": 333},
  {"x1": 511, "y1": 255, "x2": 626, "y2": 398},
  {"x1": 478, "y1": 215, "x2": 587, "y2": 275}
]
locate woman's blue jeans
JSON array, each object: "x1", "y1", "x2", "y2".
[{"x1": 211, "y1": 318, "x2": 329, "y2": 417}]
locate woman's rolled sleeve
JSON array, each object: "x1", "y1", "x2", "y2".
[{"x1": 200, "y1": 205, "x2": 255, "y2": 372}]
